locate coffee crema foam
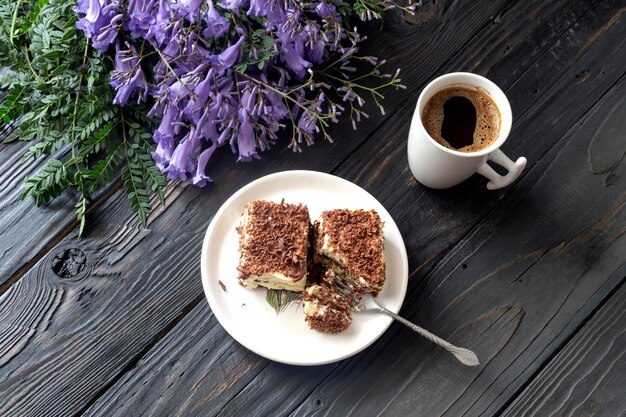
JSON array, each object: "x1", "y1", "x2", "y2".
[{"x1": 422, "y1": 84, "x2": 501, "y2": 153}]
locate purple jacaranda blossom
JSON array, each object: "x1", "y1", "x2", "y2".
[
  {"x1": 192, "y1": 142, "x2": 218, "y2": 186},
  {"x1": 73, "y1": 0, "x2": 90, "y2": 14},
  {"x1": 315, "y1": 1, "x2": 341, "y2": 22},
  {"x1": 76, "y1": 0, "x2": 397, "y2": 188},
  {"x1": 154, "y1": 105, "x2": 178, "y2": 144},
  {"x1": 177, "y1": 0, "x2": 204, "y2": 22},
  {"x1": 182, "y1": 67, "x2": 215, "y2": 124},
  {"x1": 165, "y1": 128, "x2": 201, "y2": 180},
  {"x1": 259, "y1": 72, "x2": 289, "y2": 118},
  {"x1": 236, "y1": 112, "x2": 258, "y2": 162},
  {"x1": 265, "y1": 0, "x2": 286, "y2": 25},
  {"x1": 220, "y1": 0, "x2": 247, "y2": 13},
  {"x1": 202, "y1": 0, "x2": 229, "y2": 38},
  {"x1": 263, "y1": 90, "x2": 289, "y2": 119},
  {"x1": 247, "y1": 0, "x2": 267, "y2": 17},
  {"x1": 278, "y1": 33, "x2": 311, "y2": 78},
  {"x1": 127, "y1": 0, "x2": 156, "y2": 38},
  {"x1": 216, "y1": 118, "x2": 234, "y2": 146},
  {"x1": 146, "y1": 0, "x2": 170, "y2": 44},
  {"x1": 76, "y1": 0, "x2": 106, "y2": 38},
  {"x1": 92, "y1": 11, "x2": 124, "y2": 52},
  {"x1": 152, "y1": 133, "x2": 174, "y2": 170},
  {"x1": 196, "y1": 105, "x2": 219, "y2": 141},
  {"x1": 190, "y1": 67, "x2": 214, "y2": 110},
  {"x1": 217, "y1": 33, "x2": 245, "y2": 69},
  {"x1": 110, "y1": 42, "x2": 149, "y2": 106},
  {"x1": 307, "y1": 39, "x2": 325, "y2": 64}
]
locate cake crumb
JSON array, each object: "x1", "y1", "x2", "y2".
[{"x1": 218, "y1": 280, "x2": 227, "y2": 292}]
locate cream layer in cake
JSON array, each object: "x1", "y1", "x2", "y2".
[{"x1": 237, "y1": 200, "x2": 310, "y2": 292}]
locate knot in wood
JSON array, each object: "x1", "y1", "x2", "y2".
[{"x1": 51, "y1": 248, "x2": 87, "y2": 278}]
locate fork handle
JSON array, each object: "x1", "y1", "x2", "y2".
[{"x1": 375, "y1": 305, "x2": 480, "y2": 367}]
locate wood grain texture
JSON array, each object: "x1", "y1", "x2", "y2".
[
  {"x1": 0, "y1": 2, "x2": 624, "y2": 417},
  {"x1": 0, "y1": 2, "x2": 516, "y2": 413},
  {"x1": 0, "y1": 143, "x2": 79, "y2": 291},
  {"x1": 499, "y1": 282, "x2": 626, "y2": 417},
  {"x1": 284, "y1": 75, "x2": 626, "y2": 417},
  {"x1": 72, "y1": 2, "x2": 626, "y2": 417},
  {"x1": 0, "y1": 139, "x2": 121, "y2": 293},
  {"x1": 0, "y1": 0, "x2": 511, "y2": 294},
  {"x1": 335, "y1": 0, "x2": 626, "y2": 280}
]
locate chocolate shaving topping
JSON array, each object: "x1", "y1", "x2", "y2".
[
  {"x1": 317, "y1": 209, "x2": 386, "y2": 291},
  {"x1": 218, "y1": 280, "x2": 227, "y2": 292},
  {"x1": 237, "y1": 200, "x2": 310, "y2": 282}
]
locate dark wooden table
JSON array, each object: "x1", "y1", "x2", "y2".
[{"x1": 1, "y1": 1, "x2": 625, "y2": 416}]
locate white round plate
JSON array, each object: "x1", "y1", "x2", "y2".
[{"x1": 201, "y1": 170, "x2": 408, "y2": 365}]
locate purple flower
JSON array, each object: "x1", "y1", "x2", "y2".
[
  {"x1": 279, "y1": 34, "x2": 311, "y2": 78},
  {"x1": 265, "y1": 1, "x2": 286, "y2": 25},
  {"x1": 220, "y1": 0, "x2": 247, "y2": 13},
  {"x1": 263, "y1": 90, "x2": 289, "y2": 119},
  {"x1": 217, "y1": 33, "x2": 245, "y2": 69},
  {"x1": 192, "y1": 142, "x2": 218, "y2": 186},
  {"x1": 177, "y1": 0, "x2": 204, "y2": 22},
  {"x1": 76, "y1": 0, "x2": 105, "y2": 38},
  {"x1": 75, "y1": 0, "x2": 123, "y2": 52},
  {"x1": 202, "y1": 0, "x2": 229, "y2": 38},
  {"x1": 307, "y1": 40, "x2": 325, "y2": 64},
  {"x1": 236, "y1": 114, "x2": 258, "y2": 162},
  {"x1": 75, "y1": 0, "x2": 393, "y2": 190},
  {"x1": 146, "y1": 0, "x2": 170, "y2": 44},
  {"x1": 92, "y1": 11, "x2": 124, "y2": 52},
  {"x1": 315, "y1": 1, "x2": 341, "y2": 21},
  {"x1": 127, "y1": 0, "x2": 156, "y2": 38},
  {"x1": 165, "y1": 128, "x2": 201, "y2": 180},
  {"x1": 152, "y1": 133, "x2": 174, "y2": 170},
  {"x1": 110, "y1": 43, "x2": 148, "y2": 106},
  {"x1": 247, "y1": 0, "x2": 267, "y2": 17},
  {"x1": 154, "y1": 105, "x2": 178, "y2": 144},
  {"x1": 73, "y1": 0, "x2": 90, "y2": 14}
]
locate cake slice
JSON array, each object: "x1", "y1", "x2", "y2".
[
  {"x1": 303, "y1": 270, "x2": 352, "y2": 334},
  {"x1": 237, "y1": 200, "x2": 310, "y2": 291},
  {"x1": 313, "y1": 209, "x2": 386, "y2": 296}
]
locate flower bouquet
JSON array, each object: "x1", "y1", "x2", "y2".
[{"x1": 0, "y1": 0, "x2": 414, "y2": 233}]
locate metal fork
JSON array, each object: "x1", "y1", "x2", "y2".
[
  {"x1": 358, "y1": 293, "x2": 480, "y2": 366},
  {"x1": 327, "y1": 272, "x2": 479, "y2": 366}
]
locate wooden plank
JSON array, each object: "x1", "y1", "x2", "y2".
[
  {"x1": 0, "y1": 0, "x2": 514, "y2": 295},
  {"x1": 0, "y1": 2, "x2": 519, "y2": 414},
  {"x1": 76, "y1": 2, "x2": 625, "y2": 417},
  {"x1": 284, "y1": 78, "x2": 626, "y2": 417},
  {"x1": 0, "y1": 143, "x2": 78, "y2": 290},
  {"x1": 499, "y1": 282, "x2": 626, "y2": 417},
  {"x1": 334, "y1": 0, "x2": 626, "y2": 280},
  {"x1": 0, "y1": 141, "x2": 121, "y2": 293}
]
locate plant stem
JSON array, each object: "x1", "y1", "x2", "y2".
[
  {"x1": 21, "y1": 46, "x2": 45, "y2": 83},
  {"x1": 9, "y1": 0, "x2": 22, "y2": 45}
]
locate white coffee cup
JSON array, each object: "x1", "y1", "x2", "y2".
[{"x1": 407, "y1": 72, "x2": 527, "y2": 190}]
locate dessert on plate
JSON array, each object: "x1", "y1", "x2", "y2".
[
  {"x1": 236, "y1": 201, "x2": 387, "y2": 334},
  {"x1": 237, "y1": 200, "x2": 310, "y2": 291},
  {"x1": 312, "y1": 209, "x2": 386, "y2": 296},
  {"x1": 304, "y1": 209, "x2": 386, "y2": 333}
]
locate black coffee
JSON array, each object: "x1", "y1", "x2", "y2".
[{"x1": 422, "y1": 84, "x2": 501, "y2": 152}]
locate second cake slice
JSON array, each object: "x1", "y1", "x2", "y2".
[
  {"x1": 237, "y1": 200, "x2": 310, "y2": 291},
  {"x1": 313, "y1": 209, "x2": 386, "y2": 296}
]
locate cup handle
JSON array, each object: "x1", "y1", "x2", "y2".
[{"x1": 476, "y1": 149, "x2": 527, "y2": 190}]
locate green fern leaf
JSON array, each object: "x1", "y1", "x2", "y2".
[
  {"x1": 21, "y1": 158, "x2": 69, "y2": 206},
  {"x1": 0, "y1": 84, "x2": 25, "y2": 124},
  {"x1": 84, "y1": 142, "x2": 122, "y2": 191},
  {"x1": 122, "y1": 152, "x2": 152, "y2": 227},
  {"x1": 78, "y1": 119, "x2": 118, "y2": 160}
]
